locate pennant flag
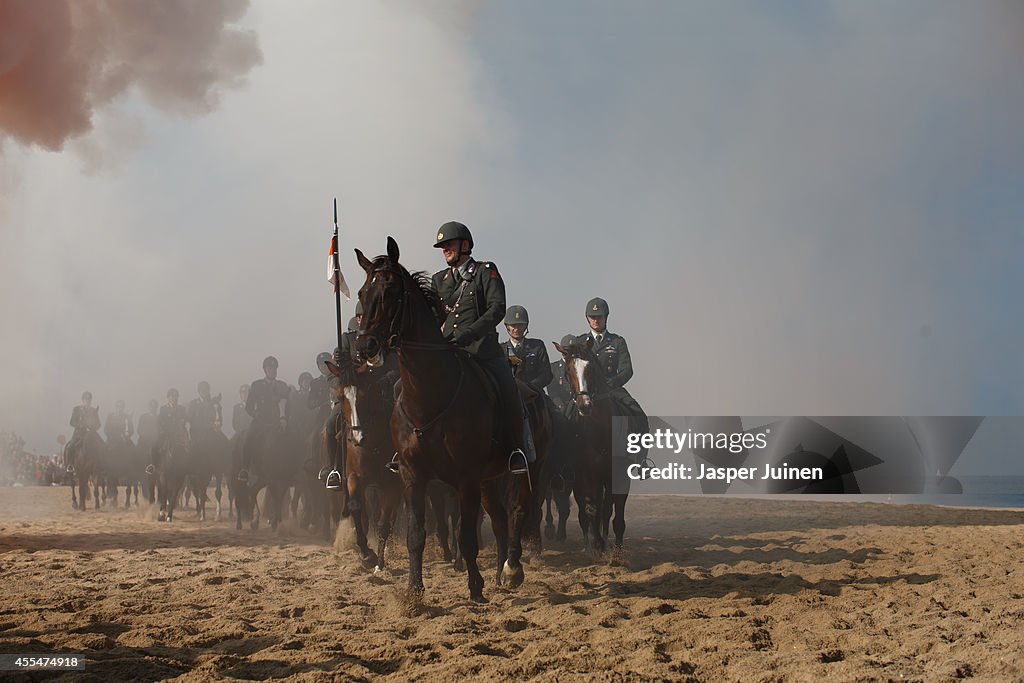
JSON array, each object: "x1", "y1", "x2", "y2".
[{"x1": 327, "y1": 236, "x2": 350, "y2": 298}]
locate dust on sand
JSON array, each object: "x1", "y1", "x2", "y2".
[{"x1": 1, "y1": 487, "x2": 1023, "y2": 681}]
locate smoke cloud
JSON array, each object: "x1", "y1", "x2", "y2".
[{"x1": 0, "y1": 0, "x2": 261, "y2": 151}]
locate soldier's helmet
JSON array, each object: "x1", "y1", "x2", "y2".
[
  {"x1": 586, "y1": 297, "x2": 610, "y2": 317},
  {"x1": 504, "y1": 305, "x2": 529, "y2": 326},
  {"x1": 316, "y1": 351, "x2": 332, "y2": 375},
  {"x1": 433, "y1": 221, "x2": 474, "y2": 248},
  {"x1": 355, "y1": 300, "x2": 364, "y2": 316},
  {"x1": 298, "y1": 371, "x2": 313, "y2": 387},
  {"x1": 167, "y1": 388, "x2": 179, "y2": 399},
  {"x1": 198, "y1": 381, "x2": 210, "y2": 394},
  {"x1": 560, "y1": 334, "x2": 576, "y2": 347},
  {"x1": 81, "y1": 391, "x2": 93, "y2": 400},
  {"x1": 347, "y1": 316, "x2": 359, "y2": 332},
  {"x1": 263, "y1": 355, "x2": 279, "y2": 369}
]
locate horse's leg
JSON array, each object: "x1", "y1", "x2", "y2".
[
  {"x1": 427, "y1": 485, "x2": 453, "y2": 563},
  {"x1": 480, "y1": 481, "x2": 510, "y2": 587},
  {"x1": 544, "y1": 489, "x2": 555, "y2": 540},
  {"x1": 574, "y1": 485, "x2": 591, "y2": 552},
  {"x1": 505, "y1": 477, "x2": 529, "y2": 588},
  {"x1": 347, "y1": 474, "x2": 377, "y2": 566},
  {"x1": 234, "y1": 483, "x2": 244, "y2": 530},
  {"x1": 403, "y1": 478, "x2": 428, "y2": 597},
  {"x1": 612, "y1": 493, "x2": 627, "y2": 550},
  {"x1": 555, "y1": 488, "x2": 570, "y2": 541},
  {"x1": 375, "y1": 484, "x2": 401, "y2": 572},
  {"x1": 93, "y1": 478, "x2": 101, "y2": 510},
  {"x1": 458, "y1": 484, "x2": 485, "y2": 602}
]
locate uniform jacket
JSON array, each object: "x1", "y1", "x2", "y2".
[
  {"x1": 232, "y1": 403, "x2": 252, "y2": 436},
  {"x1": 104, "y1": 412, "x2": 134, "y2": 440},
  {"x1": 501, "y1": 338, "x2": 553, "y2": 392},
  {"x1": 158, "y1": 404, "x2": 189, "y2": 443},
  {"x1": 574, "y1": 331, "x2": 634, "y2": 389},
  {"x1": 188, "y1": 397, "x2": 219, "y2": 435},
  {"x1": 431, "y1": 258, "x2": 506, "y2": 359},
  {"x1": 70, "y1": 406, "x2": 101, "y2": 433},
  {"x1": 246, "y1": 378, "x2": 291, "y2": 426},
  {"x1": 547, "y1": 360, "x2": 572, "y2": 409}
]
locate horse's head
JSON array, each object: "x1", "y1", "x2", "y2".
[
  {"x1": 553, "y1": 336, "x2": 604, "y2": 417},
  {"x1": 354, "y1": 236, "x2": 405, "y2": 363},
  {"x1": 324, "y1": 355, "x2": 370, "y2": 447},
  {"x1": 354, "y1": 236, "x2": 444, "y2": 362}
]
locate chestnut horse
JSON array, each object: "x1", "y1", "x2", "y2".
[
  {"x1": 354, "y1": 237, "x2": 532, "y2": 602},
  {"x1": 554, "y1": 337, "x2": 628, "y2": 553},
  {"x1": 324, "y1": 354, "x2": 403, "y2": 570}
]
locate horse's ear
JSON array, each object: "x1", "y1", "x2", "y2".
[
  {"x1": 355, "y1": 248, "x2": 373, "y2": 273},
  {"x1": 553, "y1": 341, "x2": 566, "y2": 355},
  {"x1": 386, "y1": 236, "x2": 400, "y2": 263},
  {"x1": 324, "y1": 360, "x2": 343, "y2": 378}
]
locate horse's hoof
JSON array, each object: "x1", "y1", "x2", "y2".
[
  {"x1": 470, "y1": 592, "x2": 488, "y2": 604},
  {"x1": 373, "y1": 564, "x2": 387, "y2": 575},
  {"x1": 556, "y1": 529, "x2": 567, "y2": 542},
  {"x1": 502, "y1": 560, "x2": 524, "y2": 588},
  {"x1": 360, "y1": 550, "x2": 379, "y2": 569},
  {"x1": 544, "y1": 525, "x2": 555, "y2": 540}
]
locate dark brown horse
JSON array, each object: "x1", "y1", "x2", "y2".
[
  {"x1": 325, "y1": 354, "x2": 403, "y2": 570},
  {"x1": 155, "y1": 437, "x2": 188, "y2": 523},
  {"x1": 67, "y1": 430, "x2": 105, "y2": 511},
  {"x1": 354, "y1": 237, "x2": 532, "y2": 602},
  {"x1": 554, "y1": 337, "x2": 628, "y2": 553},
  {"x1": 187, "y1": 397, "x2": 230, "y2": 521}
]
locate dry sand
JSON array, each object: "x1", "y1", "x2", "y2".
[{"x1": 1, "y1": 487, "x2": 1023, "y2": 682}]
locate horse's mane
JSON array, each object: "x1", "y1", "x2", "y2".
[{"x1": 372, "y1": 255, "x2": 443, "y2": 322}]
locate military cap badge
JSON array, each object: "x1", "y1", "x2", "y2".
[
  {"x1": 592, "y1": 304, "x2": 599, "y2": 311},
  {"x1": 437, "y1": 232, "x2": 444, "y2": 242}
]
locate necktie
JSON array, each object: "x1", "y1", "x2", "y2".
[{"x1": 595, "y1": 334, "x2": 603, "y2": 346}]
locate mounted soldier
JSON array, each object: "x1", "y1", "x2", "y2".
[
  {"x1": 574, "y1": 297, "x2": 648, "y2": 434},
  {"x1": 390, "y1": 221, "x2": 534, "y2": 475},
  {"x1": 66, "y1": 391, "x2": 101, "y2": 473},
  {"x1": 238, "y1": 356, "x2": 290, "y2": 483},
  {"x1": 103, "y1": 400, "x2": 134, "y2": 444},
  {"x1": 501, "y1": 305, "x2": 554, "y2": 393},
  {"x1": 148, "y1": 388, "x2": 189, "y2": 475}
]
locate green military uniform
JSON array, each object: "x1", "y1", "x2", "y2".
[
  {"x1": 432, "y1": 258, "x2": 506, "y2": 358},
  {"x1": 431, "y1": 221, "x2": 531, "y2": 470},
  {"x1": 500, "y1": 306, "x2": 553, "y2": 393}
]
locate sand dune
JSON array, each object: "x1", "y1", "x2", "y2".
[{"x1": 1, "y1": 487, "x2": 1023, "y2": 681}]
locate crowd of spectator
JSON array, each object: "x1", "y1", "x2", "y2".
[{"x1": 0, "y1": 432, "x2": 66, "y2": 486}]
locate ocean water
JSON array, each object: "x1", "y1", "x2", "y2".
[{"x1": 892, "y1": 475, "x2": 1024, "y2": 509}]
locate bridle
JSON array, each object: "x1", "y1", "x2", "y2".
[{"x1": 359, "y1": 261, "x2": 466, "y2": 438}]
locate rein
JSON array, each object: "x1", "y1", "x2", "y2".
[{"x1": 398, "y1": 353, "x2": 465, "y2": 438}]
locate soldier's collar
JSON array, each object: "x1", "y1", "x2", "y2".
[{"x1": 455, "y1": 257, "x2": 476, "y2": 280}]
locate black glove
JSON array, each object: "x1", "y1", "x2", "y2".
[
  {"x1": 452, "y1": 329, "x2": 478, "y2": 347},
  {"x1": 333, "y1": 348, "x2": 344, "y2": 364}
]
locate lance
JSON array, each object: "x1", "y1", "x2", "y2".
[{"x1": 332, "y1": 198, "x2": 344, "y2": 355}]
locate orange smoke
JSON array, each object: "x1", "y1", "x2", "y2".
[{"x1": 0, "y1": 0, "x2": 261, "y2": 151}]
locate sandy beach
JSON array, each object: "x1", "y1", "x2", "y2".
[{"x1": 1, "y1": 487, "x2": 1023, "y2": 681}]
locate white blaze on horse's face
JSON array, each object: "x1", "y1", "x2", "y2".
[
  {"x1": 344, "y1": 385, "x2": 363, "y2": 445},
  {"x1": 573, "y1": 358, "x2": 592, "y2": 415}
]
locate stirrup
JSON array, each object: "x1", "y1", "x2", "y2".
[
  {"x1": 325, "y1": 470, "x2": 342, "y2": 490},
  {"x1": 386, "y1": 453, "x2": 400, "y2": 474},
  {"x1": 508, "y1": 449, "x2": 529, "y2": 475},
  {"x1": 144, "y1": 464, "x2": 154, "y2": 475},
  {"x1": 317, "y1": 467, "x2": 328, "y2": 481},
  {"x1": 237, "y1": 468, "x2": 249, "y2": 483}
]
